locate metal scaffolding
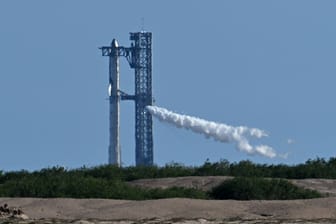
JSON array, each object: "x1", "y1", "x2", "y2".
[{"x1": 100, "y1": 32, "x2": 153, "y2": 166}]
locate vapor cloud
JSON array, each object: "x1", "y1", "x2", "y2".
[
  {"x1": 287, "y1": 139, "x2": 295, "y2": 145},
  {"x1": 146, "y1": 105, "x2": 277, "y2": 158}
]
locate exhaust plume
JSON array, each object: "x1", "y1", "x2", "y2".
[{"x1": 146, "y1": 105, "x2": 276, "y2": 158}]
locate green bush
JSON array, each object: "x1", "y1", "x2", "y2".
[
  {"x1": 0, "y1": 170, "x2": 207, "y2": 200},
  {"x1": 1, "y1": 157, "x2": 336, "y2": 200},
  {"x1": 210, "y1": 177, "x2": 322, "y2": 200},
  {"x1": 32, "y1": 157, "x2": 336, "y2": 181}
]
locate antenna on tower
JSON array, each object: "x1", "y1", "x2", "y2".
[{"x1": 141, "y1": 17, "x2": 145, "y2": 32}]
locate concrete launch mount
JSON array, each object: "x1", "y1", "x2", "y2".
[{"x1": 100, "y1": 32, "x2": 153, "y2": 166}]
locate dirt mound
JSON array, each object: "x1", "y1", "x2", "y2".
[
  {"x1": 128, "y1": 176, "x2": 336, "y2": 196},
  {"x1": 290, "y1": 179, "x2": 336, "y2": 196},
  {"x1": 128, "y1": 176, "x2": 232, "y2": 191}
]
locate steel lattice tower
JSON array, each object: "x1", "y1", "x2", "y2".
[
  {"x1": 130, "y1": 32, "x2": 153, "y2": 166},
  {"x1": 100, "y1": 32, "x2": 153, "y2": 166}
]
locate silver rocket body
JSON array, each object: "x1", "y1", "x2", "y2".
[{"x1": 108, "y1": 39, "x2": 121, "y2": 166}]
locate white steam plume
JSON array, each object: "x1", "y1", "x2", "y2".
[{"x1": 146, "y1": 105, "x2": 277, "y2": 158}]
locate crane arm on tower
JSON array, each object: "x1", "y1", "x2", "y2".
[
  {"x1": 118, "y1": 90, "x2": 135, "y2": 101},
  {"x1": 99, "y1": 46, "x2": 134, "y2": 68}
]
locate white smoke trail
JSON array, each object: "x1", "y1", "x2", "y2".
[{"x1": 146, "y1": 105, "x2": 277, "y2": 158}]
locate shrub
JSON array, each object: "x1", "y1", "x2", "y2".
[
  {"x1": 210, "y1": 177, "x2": 322, "y2": 200},
  {"x1": 0, "y1": 172, "x2": 208, "y2": 200}
]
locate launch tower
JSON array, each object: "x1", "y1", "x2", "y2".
[{"x1": 100, "y1": 32, "x2": 153, "y2": 166}]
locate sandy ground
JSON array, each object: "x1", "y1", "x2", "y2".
[
  {"x1": 1, "y1": 177, "x2": 336, "y2": 223},
  {"x1": 1, "y1": 197, "x2": 336, "y2": 223}
]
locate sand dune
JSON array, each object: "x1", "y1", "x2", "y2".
[{"x1": 128, "y1": 176, "x2": 336, "y2": 196}]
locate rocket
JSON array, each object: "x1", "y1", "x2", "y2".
[{"x1": 108, "y1": 39, "x2": 121, "y2": 166}]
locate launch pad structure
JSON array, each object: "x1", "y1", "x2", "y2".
[{"x1": 100, "y1": 32, "x2": 154, "y2": 167}]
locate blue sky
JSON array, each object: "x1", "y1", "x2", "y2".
[{"x1": 0, "y1": 1, "x2": 335, "y2": 171}]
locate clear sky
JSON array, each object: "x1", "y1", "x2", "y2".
[{"x1": 0, "y1": 1, "x2": 335, "y2": 171}]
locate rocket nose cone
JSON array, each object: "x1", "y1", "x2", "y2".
[{"x1": 111, "y1": 39, "x2": 119, "y2": 48}]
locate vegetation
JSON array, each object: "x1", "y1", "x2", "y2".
[
  {"x1": 0, "y1": 167, "x2": 207, "y2": 200},
  {"x1": 210, "y1": 177, "x2": 322, "y2": 200},
  {"x1": 0, "y1": 157, "x2": 334, "y2": 200}
]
